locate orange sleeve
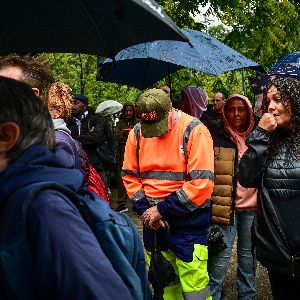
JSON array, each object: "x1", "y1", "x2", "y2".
[{"x1": 122, "y1": 129, "x2": 143, "y2": 199}]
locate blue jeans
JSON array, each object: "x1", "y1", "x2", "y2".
[{"x1": 208, "y1": 211, "x2": 256, "y2": 300}]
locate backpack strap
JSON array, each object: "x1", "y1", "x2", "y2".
[
  {"x1": 133, "y1": 123, "x2": 141, "y2": 175},
  {"x1": 182, "y1": 118, "x2": 203, "y2": 177}
]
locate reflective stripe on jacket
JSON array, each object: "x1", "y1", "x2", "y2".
[{"x1": 122, "y1": 111, "x2": 214, "y2": 210}]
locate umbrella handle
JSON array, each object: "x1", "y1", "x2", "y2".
[{"x1": 153, "y1": 220, "x2": 169, "y2": 250}]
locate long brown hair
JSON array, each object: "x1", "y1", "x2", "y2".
[{"x1": 263, "y1": 76, "x2": 300, "y2": 160}]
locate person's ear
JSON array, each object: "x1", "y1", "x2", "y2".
[
  {"x1": 0, "y1": 122, "x2": 20, "y2": 153},
  {"x1": 31, "y1": 87, "x2": 40, "y2": 97}
]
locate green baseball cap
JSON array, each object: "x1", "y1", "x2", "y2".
[{"x1": 136, "y1": 88, "x2": 171, "y2": 138}]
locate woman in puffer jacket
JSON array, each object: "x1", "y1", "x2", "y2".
[
  {"x1": 203, "y1": 94, "x2": 258, "y2": 300},
  {"x1": 238, "y1": 76, "x2": 300, "y2": 299}
]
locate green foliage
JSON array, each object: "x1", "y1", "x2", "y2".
[
  {"x1": 45, "y1": 53, "x2": 140, "y2": 110},
  {"x1": 212, "y1": 0, "x2": 300, "y2": 68},
  {"x1": 156, "y1": 0, "x2": 207, "y2": 30}
]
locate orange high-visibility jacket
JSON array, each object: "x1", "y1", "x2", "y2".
[{"x1": 122, "y1": 110, "x2": 214, "y2": 210}]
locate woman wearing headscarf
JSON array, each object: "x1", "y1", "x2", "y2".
[
  {"x1": 178, "y1": 86, "x2": 208, "y2": 119},
  {"x1": 206, "y1": 94, "x2": 258, "y2": 300},
  {"x1": 238, "y1": 76, "x2": 300, "y2": 299}
]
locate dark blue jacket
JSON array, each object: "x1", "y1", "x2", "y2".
[{"x1": 0, "y1": 144, "x2": 133, "y2": 299}]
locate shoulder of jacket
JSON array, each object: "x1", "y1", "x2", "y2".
[
  {"x1": 184, "y1": 116, "x2": 211, "y2": 137},
  {"x1": 27, "y1": 188, "x2": 77, "y2": 216}
]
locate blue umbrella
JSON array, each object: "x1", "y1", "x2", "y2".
[
  {"x1": 251, "y1": 52, "x2": 300, "y2": 95},
  {"x1": 250, "y1": 52, "x2": 300, "y2": 117},
  {"x1": 269, "y1": 51, "x2": 300, "y2": 72},
  {"x1": 97, "y1": 29, "x2": 261, "y2": 89}
]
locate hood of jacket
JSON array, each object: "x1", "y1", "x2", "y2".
[
  {"x1": 120, "y1": 103, "x2": 138, "y2": 124},
  {"x1": 53, "y1": 118, "x2": 71, "y2": 135},
  {"x1": 0, "y1": 144, "x2": 83, "y2": 205},
  {"x1": 222, "y1": 94, "x2": 255, "y2": 142}
]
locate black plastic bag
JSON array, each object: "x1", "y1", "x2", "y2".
[
  {"x1": 148, "y1": 222, "x2": 177, "y2": 300},
  {"x1": 207, "y1": 225, "x2": 227, "y2": 255}
]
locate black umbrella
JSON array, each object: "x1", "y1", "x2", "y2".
[
  {"x1": 0, "y1": 0, "x2": 188, "y2": 58},
  {"x1": 98, "y1": 29, "x2": 262, "y2": 89}
]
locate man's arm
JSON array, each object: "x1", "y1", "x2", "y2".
[
  {"x1": 122, "y1": 128, "x2": 150, "y2": 215},
  {"x1": 238, "y1": 127, "x2": 270, "y2": 188},
  {"x1": 27, "y1": 190, "x2": 133, "y2": 300},
  {"x1": 75, "y1": 113, "x2": 106, "y2": 146},
  {"x1": 115, "y1": 121, "x2": 130, "y2": 144}
]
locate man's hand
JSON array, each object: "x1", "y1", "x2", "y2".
[
  {"x1": 142, "y1": 206, "x2": 163, "y2": 229},
  {"x1": 148, "y1": 219, "x2": 166, "y2": 230},
  {"x1": 258, "y1": 113, "x2": 277, "y2": 132}
]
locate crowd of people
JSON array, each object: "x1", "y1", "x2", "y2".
[{"x1": 0, "y1": 52, "x2": 299, "y2": 300}]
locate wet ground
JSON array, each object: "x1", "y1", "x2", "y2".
[{"x1": 111, "y1": 189, "x2": 273, "y2": 299}]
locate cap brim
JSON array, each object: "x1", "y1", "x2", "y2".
[{"x1": 141, "y1": 116, "x2": 169, "y2": 138}]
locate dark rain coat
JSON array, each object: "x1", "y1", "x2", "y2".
[
  {"x1": 238, "y1": 127, "x2": 300, "y2": 277},
  {"x1": 115, "y1": 103, "x2": 139, "y2": 167}
]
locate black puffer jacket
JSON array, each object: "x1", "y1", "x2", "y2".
[{"x1": 238, "y1": 126, "x2": 300, "y2": 277}]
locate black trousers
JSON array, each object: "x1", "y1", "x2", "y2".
[{"x1": 268, "y1": 269, "x2": 300, "y2": 299}]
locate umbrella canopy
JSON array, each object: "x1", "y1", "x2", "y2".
[
  {"x1": 98, "y1": 29, "x2": 262, "y2": 88},
  {"x1": 268, "y1": 51, "x2": 300, "y2": 73},
  {"x1": 98, "y1": 57, "x2": 182, "y2": 90},
  {"x1": 250, "y1": 52, "x2": 300, "y2": 117},
  {"x1": 0, "y1": 0, "x2": 188, "y2": 58},
  {"x1": 95, "y1": 100, "x2": 123, "y2": 116},
  {"x1": 251, "y1": 52, "x2": 300, "y2": 95}
]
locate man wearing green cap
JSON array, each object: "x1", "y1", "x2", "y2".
[{"x1": 122, "y1": 88, "x2": 214, "y2": 299}]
